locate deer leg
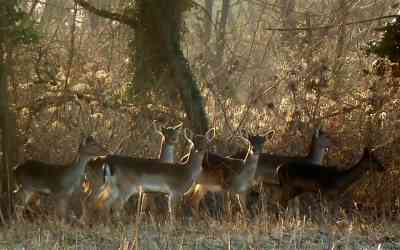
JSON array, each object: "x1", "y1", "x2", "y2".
[
  {"x1": 135, "y1": 188, "x2": 144, "y2": 223},
  {"x1": 168, "y1": 193, "x2": 180, "y2": 224},
  {"x1": 23, "y1": 191, "x2": 34, "y2": 207},
  {"x1": 280, "y1": 188, "x2": 302, "y2": 210},
  {"x1": 80, "y1": 190, "x2": 95, "y2": 225},
  {"x1": 141, "y1": 193, "x2": 160, "y2": 217},
  {"x1": 109, "y1": 188, "x2": 136, "y2": 221},
  {"x1": 140, "y1": 193, "x2": 149, "y2": 212},
  {"x1": 226, "y1": 192, "x2": 233, "y2": 219},
  {"x1": 56, "y1": 196, "x2": 69, "y2": 223},
  {"x1": 108, "y1": 197, "x2": 123, "y2": 221},
  {"x1": 236, "y1": 192, "x2": 248, "y2": 218},
  {"x1": 95, "y1": 182, "x2": 120, "y2": 211},
  {"x1": 31, "y1": 193, "x2": 42, "y2": 208},
  {"x1": 21, "y1": 191, "x2": 38, "y2": 220},
  {"x1": 189, "y1": 185, "x2": 208, "y2": 215},
  {"x1": 279, "y1": 188, "x2": 290, "y2": 209}
]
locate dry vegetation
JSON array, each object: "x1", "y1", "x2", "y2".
[
  {"x1": 3, "y1": 212, "x2": 400, "y2": 249},
  {"x1": 1, "y1": 0, "x2": 400, "y2": 249}
]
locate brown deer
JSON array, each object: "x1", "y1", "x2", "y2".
[
  {"x1": 251, "y1": 128, "x2": 332, "y2": 186},
  {"x1": 14, "y1": 136, "x2": 107, "y2": 220},
  {"x1": 229, "y1": 128, "x2": 332, "y2": 210},
  {"x1": 188, "y1": 133, "x2": 266, "y2": 216},
  {"x1": 141, "y1": 121, "x2": 182, "y2": 214},
  {"x1": 95, "y1": 128, "x2": 215, "y2": 221},
  {"x1": 154, "y1": 121, "x2": 182, "y2": 163},
  {"x1": 277, "y1": 148, "x2": 384, "y2": 208}
]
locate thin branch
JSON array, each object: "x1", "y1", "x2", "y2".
[
  {"x1": 65, "y1": 1, "x2": 77, "y2": 88},
  {"x1": 74, "y1": 0, "x2": 137, "y2": 28},
  {"x1": 264, "y1": 15, "x2": 400, "y2": 31}
]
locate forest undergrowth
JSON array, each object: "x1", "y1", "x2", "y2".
[{"x1": 2, "y1": 201, "x2": 400, "y2": 250}]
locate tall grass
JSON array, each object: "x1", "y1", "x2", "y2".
[{"x1": 3, "y1": 203, "x2": 400, "y2": 250}]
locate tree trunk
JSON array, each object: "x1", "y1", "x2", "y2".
[
  {"x1": 280, "y1": 0, "x2": 296, "y2": 44},
  {"x1": 88, "y1": 0, "x2": 110, "y2": 31},
  {"x1": 332, "y1": 0, "x2": 349, "y2": 99},
  {"x1": 204, "y1": 0, "x2": 214, "y2": 45},
  {"x1": 132, "y1": 0, "x2": 209, "y2": 134},
  {"x1": 215, "y1": 0, "x2": 230, "y2": 67},
  {"x1": 0, "y1": 1, "x2": 17, "y2": 222},
  {"x1": 198, "y1": 0, "x2": 214, "y2": 82},
  {"x1": 41, "y1": 0, "x2": 68, "y2": 24},
  {"x1": 76, "y1": 0, "x2": 210, "y2": 134}
]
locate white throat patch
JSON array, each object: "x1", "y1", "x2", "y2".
[{"x1": 161, "y1": 145, "x2": 175, "y2": 163}]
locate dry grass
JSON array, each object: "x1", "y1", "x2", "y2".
[{"x1": 2, "y1": 208, "x2": 400, "y2": 250}]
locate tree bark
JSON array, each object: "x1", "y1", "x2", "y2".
[
  {"x1": 41, "y1": 0, "x2": 68, "y2": 24},
  {"x1": 132, "y1": 0, "x2": 209, "y2": 134},
  {"x1": 88, "y1": 0, "x2": 109, "y2": 31},
  {"x1": 204, "y1": 0, "x2": 214, "y2": 45},
  {"x1": 0, "y1": 0, "x2": 18, "y2": 222},
  {"x1": 215, "y1": 0, "x2": 230, "y2": 67},
  {"x1": 76, "y1": 0, "x2": 209, "y2": 134},
  {"x1": 280, "y1": 0, "x2": 296, "y2": 44},
  {"x1": 332, "y1": 0, "x2": 349, "y2": 98}
]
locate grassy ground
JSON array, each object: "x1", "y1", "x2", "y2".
[{"x1": 2, "y1": 210, "x2": 400, "y2": 250}]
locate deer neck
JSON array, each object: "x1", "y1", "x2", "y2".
[
  {"x1": 246, "y1": 152, "x2": 260, "y2": 181},
  {"x1": 307, "y1": 143, "x2": 326, "y2": 164},
  {"x1": 187, "y1": 149, "x2": 205, "y2": 180},
  {"x1": 335, "y1": 158, "x2": 371, "y2": 192},
  {"x1": 160, "y1": 143, "x2": 175, "y2": 163},
  {"x1": 230, "y1": 152, "x2": 260, "y2": 192},
  {"x1": 62, "y1": 154, "x2": 92, "y2": 192}
]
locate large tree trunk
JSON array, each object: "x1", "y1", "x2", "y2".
[
  {"x1": 76, "y1": 0, "x2": 210, "y2": 134},
  {"x1": 132, "y1": 0, "x2": 209, "y2": 134},
  {"x1": 0, "y1": 1, "x2": 17, "y2": 222}
]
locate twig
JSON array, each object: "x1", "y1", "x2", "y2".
[
  {"x1": 74, "y1": 0, "x2": 137, "y2": 28},
  {"x1": 264, "y1": 15, "x2": 400, "y2": 31}
]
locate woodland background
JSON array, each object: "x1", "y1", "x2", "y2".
[{"x1": 0, "y1": 0, "x2": 400, "y2": 226}]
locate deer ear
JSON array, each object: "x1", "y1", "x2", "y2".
[
  {"x1": 315, "y1": 122, "x2": 327, "y2": 136},
  {"x1": 79, "y1": 132, "x2": 87, "y2": 147},
  {"x1": 206, "y1": 128, "x2": 216, "y2": 141},
  {"x1": 173, "y1": 122, "x2": 183, "y2": 130},
  {"x1": 183, "y1": 128, "x2": 192, "y2": 141},
  {"x1": 79, "y1": 131, "x2": 86, "y2": 143},
  {"x1": 314, "y1": 127, "x2": 321, "y2": 138},
  {"x1": 263, "y1": 130, "x2": 275, "y2": 139},
  {"x1": 153, "y1": 120, "x2": 164, "y2": 136}
]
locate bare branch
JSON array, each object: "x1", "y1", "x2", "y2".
[
  {"x1": 74, "y1": 0, "x2": 137, "y2": 28},
  {"x1": 264, "y1": 15, "x2": 400, "y2": 32}
]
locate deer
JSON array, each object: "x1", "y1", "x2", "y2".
[
  {"x1": 13, "y1": 136, "x2": 108, "y2": 220},
  {"x1": 277, "y1": 148, "x2": 384, "y2": 208},
  {"x1": 188, "y1": 132, "x2": 266, "y2": 217},
  {"x1": 229, "y1": 128, "x2": 332, "y2": 210},
  {"x1": 141, "y1": 121, "x2": 182, "y2": 215},
  {"x1": 251, "y1": 128, "x2": 332, "y2": 186},
  {"x1": 94, "y1": 128, "x2": 215, "y2": 221},
  {"x1": 154, "y1": 121, "x2": 183, "y2": 163}
]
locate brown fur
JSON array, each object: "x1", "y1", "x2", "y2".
[
  {"x1": 277, "y1": 148, "x2": 384, "y2": 207},
  {"x1": 14, "y1": 136, "x2": 107, "y2": 221},
  {"x1": 95, "y1": 129, "x2": 214, "y2": 221}
]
